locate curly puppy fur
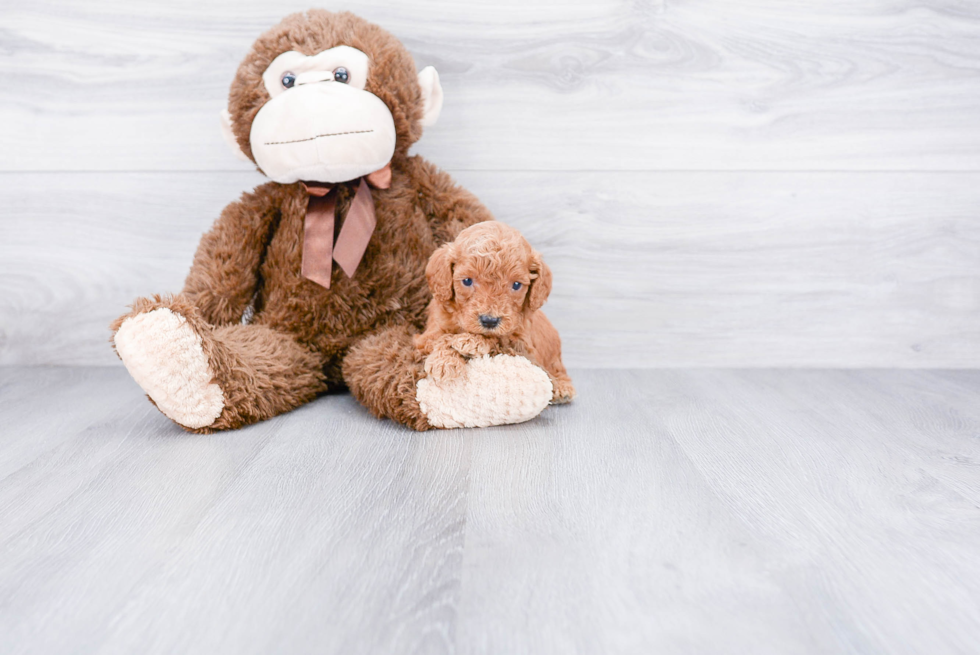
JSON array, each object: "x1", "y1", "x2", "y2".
[
  {"x1": 111, "y1": 10, "x2": 492, "y2": 432},
  {"x1": 414, "y1": 222, "x2": 575, "y2": 403}
]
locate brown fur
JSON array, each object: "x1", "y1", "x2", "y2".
[
  {"x1": 111, "y1": 11, "x2": 493, "y2": 432},
  {"x1": 414, "y1": 222, "x2": 575, "y2": 403}
]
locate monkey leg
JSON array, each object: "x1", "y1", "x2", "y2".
[
  {"x1": 343, "y1": 325, "x2": 553, "y2": 431},
  {"x1": 111, "y1": 294, "x2": 326, "y2": 433},
  {"x1": 342, "y1": 325, "x2": 432, "y2": 431}
]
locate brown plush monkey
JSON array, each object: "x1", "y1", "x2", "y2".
[{"x1": 110, "y1": 10, "x2": 553, "y2": 432}]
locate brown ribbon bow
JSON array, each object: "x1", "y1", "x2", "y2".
[{"x1": 301, "y1": 163, "x2": 392, "y2": 289}]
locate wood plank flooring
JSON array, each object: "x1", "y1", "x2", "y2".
[
  {"x1": 4, "y1": 171, "x2": 979, "y2": 368},
  {"x1": 3, "y1": 1, "x2": 979, "y2": 369},
  {"x1": 1, "y1": 367, "x2": 978, "y2": 654},
  {"x1": 5, "y1": 1, "x2": 980, "y2": 171}
]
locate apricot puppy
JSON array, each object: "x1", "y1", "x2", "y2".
[{"x1": 414, "y1": 222, "x2": 575, "y2": 404}]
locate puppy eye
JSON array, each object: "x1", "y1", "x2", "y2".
[
  {"x1": 511, "y1": 282, "x2": 522, "y2": 291},
  {"x1": 461, "y1": 278, "x2": 473, "y2": 287},
  {"x1": 333, "y1": 67, "x2": 350, "y2": 84},
  {"x1": 281, "y1": 72, "x2": 296, "y2": 88}
]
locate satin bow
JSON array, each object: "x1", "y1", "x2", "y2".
[{"x1": 300, "y1": 163, "x2": 392, "y2": 289}]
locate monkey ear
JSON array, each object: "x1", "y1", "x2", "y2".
[
  {"x1": 417, "y1": 66, "x2": 444, "y2": 127},
  {"x1": 426, "y1": 243, "x2": 455, "y2": 303},
  {"x1": 526, "y1": 250, "x2": 553, "y2": 312},
  {"x1": 220, "y1": 109, "x2": 252, "y2": 163}
]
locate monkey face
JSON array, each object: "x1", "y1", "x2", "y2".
[
  {"x1": 250, "y1": 46, "x2": 396, "y2": 184},
  {"x1": 221, "y1": 12, "x2": 444, "y2": 185}
]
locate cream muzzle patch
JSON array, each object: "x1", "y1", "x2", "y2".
[{"x1": 250, "y1": 46, "x2": 396, "y2": 184}]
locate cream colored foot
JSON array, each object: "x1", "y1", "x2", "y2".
[
  {"x1": 416, "y1": 354, "x2": 552, "y2": 429},
  {"x1": 113, "y1": 308, "x2": 224, "y2": 429}
]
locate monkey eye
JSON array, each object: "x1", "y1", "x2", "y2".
[
  {"x1": 461, "y1": 278, "x2": 473, "y2": 287},
  {"x1": 333, "y1": 67, "x2": 350, "y2": 84},
  {"x1": 511, "y1": 282, "x2": 522, "y2": 291},
  {"x1": 280, "y1": 72, "x2": 296, "y2": 88}
]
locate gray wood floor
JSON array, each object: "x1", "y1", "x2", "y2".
[
  {"x1": 4, "y1": 1, "x2": 980, "y2": 369},
  {"x1": 7, "y1": 1, "x2": 980, "y2": 172},
  {"x1": 1, "y1": 367, "x2": 978, "y2": 654},
  {"x1": 4, "y1": 170, "x2": 979, "y2": 369}
]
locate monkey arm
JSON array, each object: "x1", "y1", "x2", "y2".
[
  {"x1": 181, "y1": 182, "x2": 282, "y2": 325},
  {"x1": 405, "y1": 156, "x2": 495, "y2": 245}
]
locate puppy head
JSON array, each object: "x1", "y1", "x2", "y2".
[{"x1": 426, "y1": 222, "x2": 552, "y2": 336}]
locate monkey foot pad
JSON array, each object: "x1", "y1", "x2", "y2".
[
  {"x1": 113, "y1": 308, "x2": 225, "y2": 429},
  {"x1": 417, "y1": 353, "x2": 553, "y2": 429}
]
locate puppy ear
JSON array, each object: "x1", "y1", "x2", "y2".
[
  {"x1": 426, "y1": 243, "x2": 456, "y2": 303},
  {"x1": 526, "y1": 250, "x2": 552, "y2": 312}
]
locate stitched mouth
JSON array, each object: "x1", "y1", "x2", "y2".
[{"x1": 265, "y1": 129, "x2": 374, "y2": 146}]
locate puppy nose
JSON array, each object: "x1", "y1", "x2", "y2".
[{"x1": 479, "y1": 315, "x2": 501, "y2": 329}]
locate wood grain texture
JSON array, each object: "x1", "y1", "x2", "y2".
[
  {"x1": 1, "y1": 367, "x2": 979, "y2": 654},
  {"x1": 2, "y1": 2, "x2": 978, "y2": 366},
  {"x1": 0, "y1": 367, "x2": 470, "y2": 655},
  {"x1": 456, "y1": 368, "x2": 980, "y2": 654},
  {"x1": 1, "y1": 170, "x2": 977, "y2": 368},
  {"x1": 3, "y1": 0, "x2": 980, "y2": 172}
]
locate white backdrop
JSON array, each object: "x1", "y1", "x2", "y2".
[{"x1": 2, "y1": 0, "x2": 979, "y2": 367}]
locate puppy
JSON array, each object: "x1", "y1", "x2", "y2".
[{"x1": 415, "y1": 222, "x2": 575, "y2": 404}]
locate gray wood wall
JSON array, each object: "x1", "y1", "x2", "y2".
[{"x1": 2, "y1": 0, "x2": 979, "y2": 368}]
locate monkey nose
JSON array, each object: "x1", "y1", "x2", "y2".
[{"x1": 479, "y1": 315, "x2": 501, "y2": 329}]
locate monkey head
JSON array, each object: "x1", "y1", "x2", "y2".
[{"x1": 220, "y1": 11, "x2": 443, "y2": 184}]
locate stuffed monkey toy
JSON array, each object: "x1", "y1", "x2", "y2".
[{"x1": 110, "y1": 10, "x2": 554, "y2": 432}]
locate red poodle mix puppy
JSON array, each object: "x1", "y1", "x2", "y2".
[{"x1": 414, "y1": 222, "x2": 575, "y2": 404}]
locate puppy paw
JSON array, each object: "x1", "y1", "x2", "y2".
[
  {"x1": 447, "y1": 333, "x2": 494, "y2": 357},
  {"x1": 550, "y1": 377, "x2": 577, "y2": 405},
  {"x1": 424, "y1": 350, "x2": 467, "y2": 382}
]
